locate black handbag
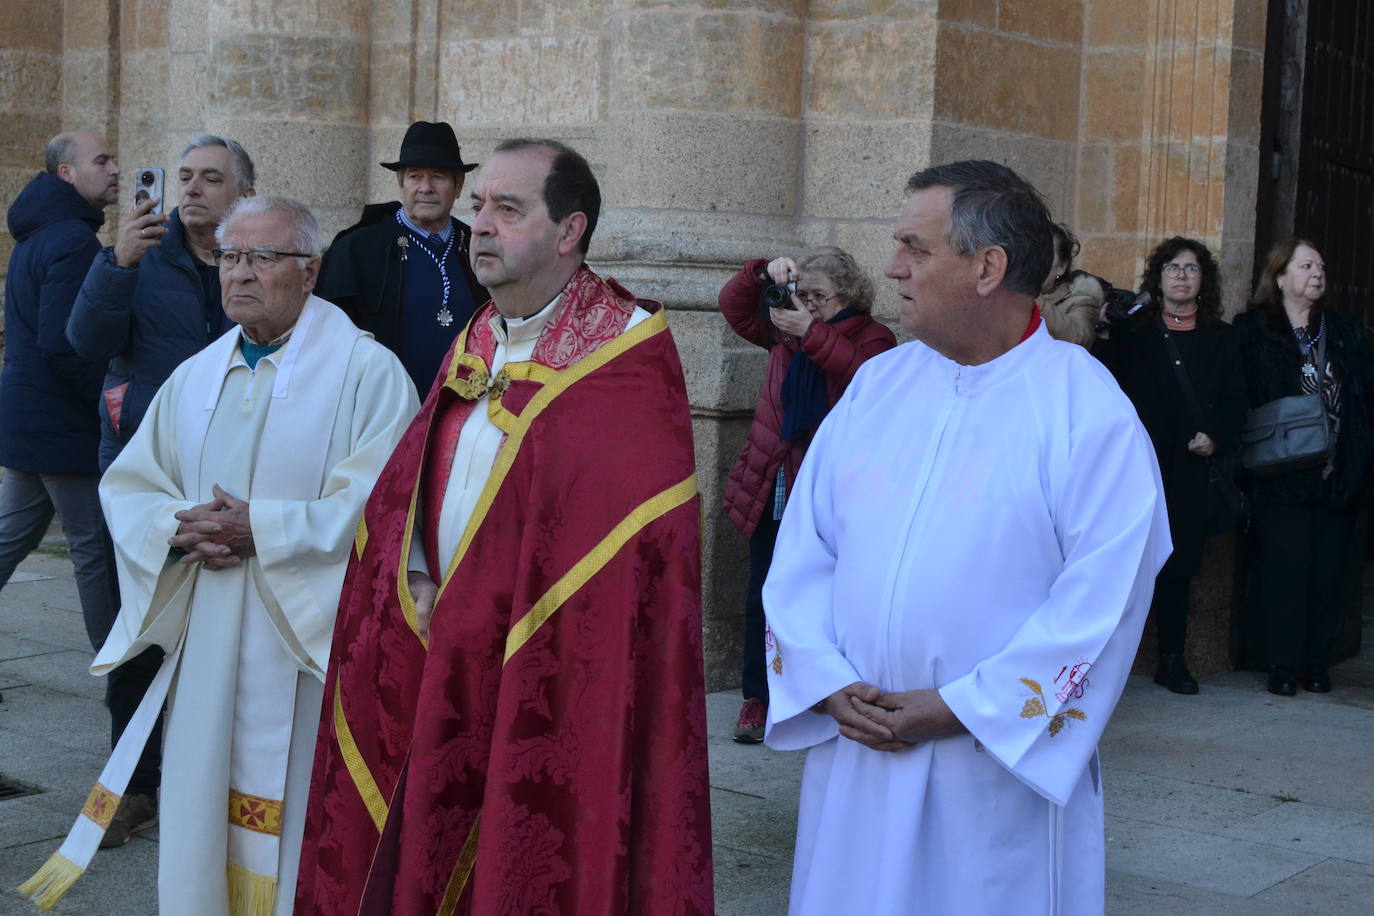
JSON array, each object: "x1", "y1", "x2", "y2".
[
  {"x1": 1159, "y1": 322, "x2": 1248, "y2": 533},
  {"x1": 1239, "y1": 333, "x2": 1332, "y2": 476}
]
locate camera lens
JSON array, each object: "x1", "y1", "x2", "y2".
[
  {"x1": 139, "y1": 171, "x2": 154, "y2": 187},
  {"x1": 761, "y1": 284, "x2": 791, "y2": 310}
]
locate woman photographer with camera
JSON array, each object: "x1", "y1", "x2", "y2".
[
  {"x1": 719, "y1": 247, "x2": 896, "y2": 742},
  {"x1": 1094, "y1": 237, "x2": 1246, "y2": 694},
  {"x1": 1235, "y1": 240, "x2": 1374, "y2": 696}
]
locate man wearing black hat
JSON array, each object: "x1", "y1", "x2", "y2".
[{"x1": 316, "y1": 120, "x2": 487, "y2": 395}]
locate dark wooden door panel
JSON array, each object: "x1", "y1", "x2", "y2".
[{"x1": 1296, "y1": 1, "x2": 1373, "y2": 323}]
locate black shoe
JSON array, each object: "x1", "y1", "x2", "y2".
[
  {"x1": 1267, "y1": 666, "x2": 1297, "y2": 696},
  {"x1": 1153, "y1": 653, "x2": 1199, "y2": 695},
  {"x1": 1301, "y1": 666, "x2": 1332, "y2": 693}
]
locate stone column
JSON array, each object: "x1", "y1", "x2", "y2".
[
  {"x1": 0, "y1": 2, "x2": 66, "y2": 320},
  {"x1": 599, "y1": 0, "x2": 810, "y2": 689},
  {"x1": 1076, "y1": 0, "x2": 1266, "y2": 309},
  {"x1": 1077, "y1": 0, "x2": 1268, "y2": 678},
  {"x1": 930, "y1": 1, "x2": 1083, "y2": 229},
  {"x1": 202, "y1": 0, "x2": 372, "y2": 236}
]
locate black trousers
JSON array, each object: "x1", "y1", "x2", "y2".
[
  {"x1": 90, "y1": 535, "x2": 164, "y2": 799},
  {"x1": 740, "y1": 513, "x2": 780, "y2": 704},
  {"x1": 1152, "y1": 572, "x2": 1191, "y2": 657},
  {"x1": 1252, "y1": 501, "x2": 1353, "y2": 669}
]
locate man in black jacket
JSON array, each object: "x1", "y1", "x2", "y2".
[
  {"x1": 64, "y1": 132, "x2": 256, "y2": 847},
  {"x1": 0, "y1": 132, "x2": 119, "y2": 704},
  {"x1": 316, "y1": 120, "x2": 487, "y2": 396}
]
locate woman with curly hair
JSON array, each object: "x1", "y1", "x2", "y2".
[
  {"x1": 1094, "y1": 236, "x2": 1246, "y2": 694},
  {"x1": 718, "y1": 246, "x2": 896, "y2": 741},
  {"x1": 1235, "y1": 240, "x2": 1374, "y2": 695}
]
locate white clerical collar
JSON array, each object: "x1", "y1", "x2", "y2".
[{"x1": 491, "y1": 293, "x2": 562, "y2": 346}]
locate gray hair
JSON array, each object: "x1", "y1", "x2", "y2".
[
  {"x1": 905, "y1": 160, "x2": 1054, "y2": 297},
  {"x1": 44, "y1": 134, "x2": 79, "y2": 175},
  {"x1": 180, "y1": 134, "x2": 256, "y2": 192},
  {"x1": 797, "y1": 246, "x2": 875, "y2": 314},
  {"x1": 216, "y1": 195, "x2": 322, "y2": 264}
]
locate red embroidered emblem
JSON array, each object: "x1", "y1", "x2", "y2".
[
  {"x1": 81, "y1": 783, "x2": 120, "y2": 829},
  {"x1": 1053, "y1": 661, "x2": 1092, "y2": 703},
  {"x1": 764, "y1": 623, "x2": 782, "y2": 674}
]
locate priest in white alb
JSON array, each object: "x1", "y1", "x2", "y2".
[
  {"x1": 763, "y1": 161, "x2": 1171, "y2": 915},
  {"x1": 20, "y1": 195, "x2": 417, "y2": 916}
]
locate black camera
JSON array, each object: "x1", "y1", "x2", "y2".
[
  {"x1": 761, "y1": 278, "x2": 797, "y2": 310},
  {"x1": 1095, "y1": 283, "x2": 1157, "y2": 332}
]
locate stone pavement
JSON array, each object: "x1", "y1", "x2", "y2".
[{"x1": 2, "y1": 549, "x2": 1372, "y2": 915}]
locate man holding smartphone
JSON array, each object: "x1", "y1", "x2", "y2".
[{"x1": 65, "y1": 132, "x2": 257, "y2": 848}]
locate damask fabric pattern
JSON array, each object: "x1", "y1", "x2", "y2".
[{"x1": 296, "y1": 268, "x2": 714, "y2": 915}]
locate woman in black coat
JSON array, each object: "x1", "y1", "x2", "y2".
[
  {"x1": 1095, "y1": 237, "x2": 1246, "y2": 694},
  {"x1": 1235, "y1": 239, "x2": 1374, "y2": 696}
]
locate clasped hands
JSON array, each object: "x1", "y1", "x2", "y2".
[
  {"x1": 169, "y1": 484, "x2": 255, "y2": 569},
  {"x1": 821, "y1": 681, "x2": 967, "y2": 752}
]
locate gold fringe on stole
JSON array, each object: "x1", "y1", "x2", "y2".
[
  {"x1": 17, "y1": 851, "x2": 83, "y2": 910},
  {"x1": 227, "y1": 862, "x2": 278, "y2": 916}
]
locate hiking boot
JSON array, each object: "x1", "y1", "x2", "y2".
[
  {"x1": 732, "y1": 697, "x2": 767, "y2": 744},
  {"x1": 100, "y1": 793, "x2": 157, "y2": 849}
]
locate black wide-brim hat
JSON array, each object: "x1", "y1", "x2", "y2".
[{"x1": 381, "y1": 121, "x2": 478, "y2": 174}]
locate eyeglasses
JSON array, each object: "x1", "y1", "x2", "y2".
[
  {"x1": 1163, "y1": 262, "x2": 1201, "y2": 278},
  {"x1": 796, "y1": 291, "x2": 840, "y2": 307},
  {"x1": 213, "y1": 248, "x2": 313, "y2": 271}
]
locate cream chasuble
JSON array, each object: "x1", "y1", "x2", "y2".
[
  {"x1": 86, "y1": 298, "x2": 417, "y2": 916},
  {"x1": 764, "y1": 326, "x2": 1171, "y2": 915}
]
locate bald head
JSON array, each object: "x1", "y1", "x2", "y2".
[{"x1": 46, "y1": 132, "x2": 120, "y2": 209}]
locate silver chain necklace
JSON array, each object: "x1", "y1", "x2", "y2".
[{"x1": 395, "y1": 211, "x2": 456, "y2": 326}]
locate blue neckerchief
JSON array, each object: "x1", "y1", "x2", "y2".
[
  {"x1": 779, "y1": 307, "x2": 859, "y2": 442},
  {"x1": 239, "y1": 337, "x2": 283, "y2": 370}
]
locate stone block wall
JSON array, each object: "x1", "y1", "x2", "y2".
[
  {"x1": 0, "y1": 0, "x2": 67, "y2": 323},
  {"x1": 0, "y1": 0, "x2": 1270, "y2": 689},
  {"x1": 1075, "y1": 0, "x2": 1267, "y2": 313}
]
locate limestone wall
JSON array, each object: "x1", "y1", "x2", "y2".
[
  {"x1": 1074, "y1": 0, "x2": 1267, "y2": 313},
  {"x1": 0, "y1": 0, "x2": 1269, "y2": 688}
]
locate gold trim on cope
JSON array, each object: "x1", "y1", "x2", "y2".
[
  {"x1": 504, "y1": 474, "x2": 698, "y2": 665},
  {"x1": 333, "y1": 682, "x2": 388, "y2": 832}
]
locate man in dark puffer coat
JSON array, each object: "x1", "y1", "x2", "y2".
[{"x1": 0, "y1": 132, "x2": 120, "y2": 694}]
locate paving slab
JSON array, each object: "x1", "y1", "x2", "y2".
[
  {"x1": 1249, "y1": 856, "x2": 1374, "y2": 914},
  {"x1": 2, "y1": 551, "x2": 1372, "y2": 915},
  {"x1": 1105, "y1": 813, "x2": 1326, "y2": 897},
  {"x1": 0, "y1": 652, "x2": 105, "y2": 702},
  {"x1": 0, "y1": 837, "x2": 158, "y2": 916},
  {"x1": 1220, "y1": 802, "x2": 1374, "y2": 866},
  {"x1": 1103, "y1": 769, "x2": 1284, "y2": 833},
  {"x1": 1105, "y1": 870, "x2": 1293, "y2": 916}
]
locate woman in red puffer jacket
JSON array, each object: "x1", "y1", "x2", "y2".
[{"x1": 720, "y1": 247, "x2": 897, "y2": 743}]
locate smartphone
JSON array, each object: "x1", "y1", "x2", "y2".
[{"x1": 133, "y1": 168, "x2": 164, "y2": 214}]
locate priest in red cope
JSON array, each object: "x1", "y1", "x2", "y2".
[{"x1": 294, "y1": 138, "x2": 714, "y2": 915}]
